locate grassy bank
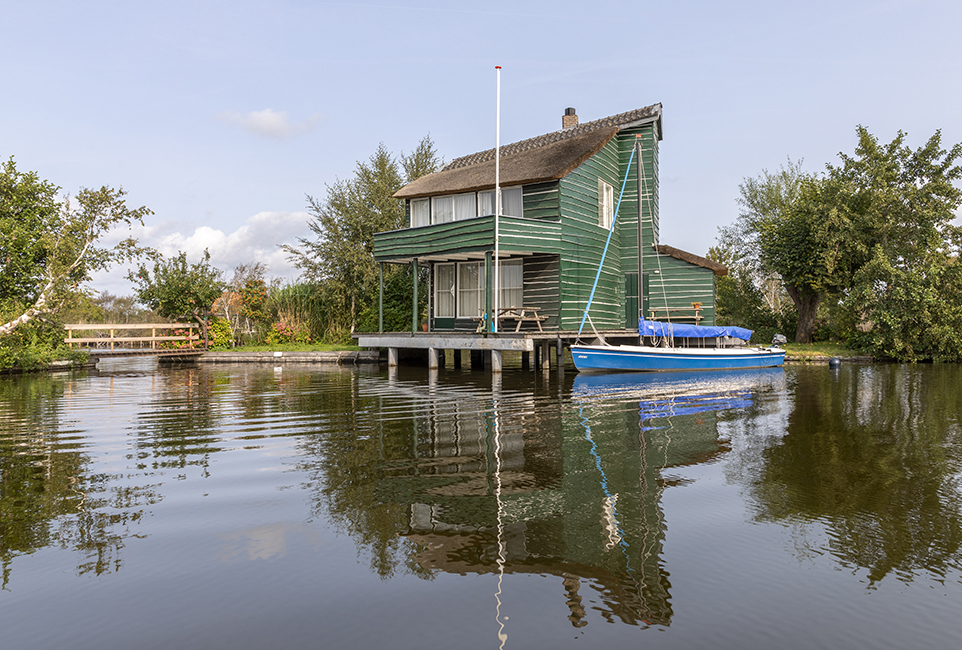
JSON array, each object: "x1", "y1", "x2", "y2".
[
  {"x1": 782, "y1": 342, "x2": 869, "y2": 360},
  {"x1": 233, "y1": 343, "x2": 362, "y2": 352}
]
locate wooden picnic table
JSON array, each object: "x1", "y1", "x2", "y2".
[
  {"x1": 473, "y1": 307, "x2": 548, "y2": 333},
  {"x1": 496, "y1": 306, "x2": 546, "y2": 332},
  {"x1": 648, "y1": 303, "x2": 703, "y2": 324}
]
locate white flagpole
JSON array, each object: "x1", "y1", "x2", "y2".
[{"x1": 494, "y1": 65, "x2": 501, "y2": 334}]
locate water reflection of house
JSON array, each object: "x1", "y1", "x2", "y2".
[{"x1": 371, "y1": 378, "x2": 731, "y2": 628}]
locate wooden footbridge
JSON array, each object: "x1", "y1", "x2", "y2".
[{"x1": 64, "y1": 323, "x2": 207, "y2": 358}]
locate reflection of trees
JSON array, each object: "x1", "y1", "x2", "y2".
[
  {"x1": 131, "y1": 367, "x2": 226, "y2": 472},
  {"x1": 0, "y1": 373, "x2": 158, "y2": 587},
  {"x1": 742, "y1": 365, "x2": 962, "y2": 584}
]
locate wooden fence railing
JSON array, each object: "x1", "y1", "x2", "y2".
[{"x1": 64, "y1": 323, "x2": 203, "y2": 351}]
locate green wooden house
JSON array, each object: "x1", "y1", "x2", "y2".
[{"x1": 371, "y1": 104, "x2": 726, "y2": 338}]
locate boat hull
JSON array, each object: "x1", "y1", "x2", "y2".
[{"x1": 570, "y1": 344, "x2": 786, "y2": 372}]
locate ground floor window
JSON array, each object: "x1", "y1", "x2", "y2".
[
  {"x1": 435, "y1": 264, "x2": 455, "y2": 318},
  {"x1": 457, "y1": 262, "x2": 484, "y2": 318},
  {"x1": 436, "y1": 260, "x2": 525, "y2": 320},
  {"x1": 499, "y1": 259, "x2": 523, "y2": 309}
]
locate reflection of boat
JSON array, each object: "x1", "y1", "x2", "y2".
[
  {"x1": 572, "y1": 320, "x2": 786, "y2": 372},
  {"x1": 573, "y1": 367, "x2": 786, "y2": 420}
]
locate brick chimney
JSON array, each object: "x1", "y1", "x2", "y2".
[{"x1": 562, "y1": 107, "x2": 578, "y2": 129}]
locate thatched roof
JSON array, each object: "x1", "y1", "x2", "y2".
[
  {"x1": 395, "y1": 104, "x2": 662, "y2": 199},
  {"x1": 655, "y1": 244, "x2": 728, "y2": 276}
]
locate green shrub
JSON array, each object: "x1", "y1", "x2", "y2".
[{"x1": 207, "y1": 317, "x2": 233, "y2": 350}]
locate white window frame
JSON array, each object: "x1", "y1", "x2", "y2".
[
  {"x1": 501, "y1": 186, "x2": 523, "y2": 217},
  {"x1": 499, "y1": 259, "x2": 523, "y2": 309},
  {"x1": 457, "y1": 262, "x2": 485, "y2": 318},
  {"x1": 434, "y1": 264, "x2": 455, "y2": 318},
  {"x1": 411, "y1": 187, "x2": 525, "y2": 228},
  {"x1": 432, "y1": 195, "x2": 454, "y2": 224},
  {"x1": 411, "y1": 198, "x2": 430, "y2": 228},
  {"x1": 599, "y1": 179, "x2": 614, "y2": 229},
  {"x1": 452, "y1": 192, "x2": 477, "y2": 222}
]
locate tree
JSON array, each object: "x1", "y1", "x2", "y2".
[
  {"x1": 832, "y1": 127, "x2": 962, "y2": 361},
  {"x1": 725, "y1": 159, "x2": 865, "y2": 343},
  {"x1": 129, "y1": 250, "x2": 225, "y2": 341},
  {"x1": 724, "y1": 128, "x2": 962, "y2": 352},
  {"x1": 0, "y1": 158, "x2": 152, "y2": 336},
  {"x1": 213, "y1": 262, "x2": 269, "y2": 343},
  {"x1": 282, "y1": 136, "x2": 442, "y2": 335}
]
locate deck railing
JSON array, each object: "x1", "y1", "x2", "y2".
[{"x1": 64, "y1": 323, "x2": 203, "y2": 351}]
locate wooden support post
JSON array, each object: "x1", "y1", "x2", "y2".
[
  {"x1": 541, "y1": 340, "x2": 550, "y2": 372},
  {"x1": 428, "y1": 347, "x2": 439, "y2": 370},
  {"x1": 388, "y1": 347, "x2": 399, "y2": 367},
  {"x1": 412, "y1": 259, "x2": 419, "y2": 334},
  {"x1": 379, "y1": 263, "x2": 384, "y2": 333},
  {"x1": 490, "y1": 349, "x2": 503, "y2": 374},
  {"x1": 110, "y1": 329, "x2": 115, "y2": 351},
  {"x1": 152, "y1": 328, "x2": 156, "y2": 350},
  {"x1": 484, "y1": 251, "x2": 493, "y2": 334},
  {"x1": 557, "y1": 335, "x2": 564, "y2": 369}
]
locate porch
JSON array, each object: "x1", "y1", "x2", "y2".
[{"x1": 373, "y1": 214, "x2": 563, "y2": 335}]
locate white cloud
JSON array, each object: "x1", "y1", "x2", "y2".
[
  {"x1": 218, "y1": 108, "x2": 320, "y2": 138},
  {"x1": 89, "y1": 211, "x2": 313, "y2": 296}
]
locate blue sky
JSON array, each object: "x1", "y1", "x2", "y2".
[{"x1": 3, "y1": 0, "x2": 960, "y2": 295}]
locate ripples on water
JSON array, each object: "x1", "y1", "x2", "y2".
[{"x1": 2, "y1": 358, "x2": 962, "y2": 649}]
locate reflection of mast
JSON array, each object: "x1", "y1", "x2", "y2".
[{"x1": 492, "y1": 392, "x2": 508, "y2": 649}]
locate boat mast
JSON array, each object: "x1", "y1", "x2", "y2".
[{"x1": 493, "y1": 65, "x2": 501, "y2": 333}]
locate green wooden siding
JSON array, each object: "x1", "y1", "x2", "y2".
[
  {"x1": 522, "y1": 254, "x2": 560, "y2": 328},
  {"x1": 499, "y1": 217, "x2": 561, "y2": 254},
  {"x1": 615, "y1": 125, "x2": 659, "y2": 278},
  {"x1": 522, "y1": 181, "x2": 560, "y2": 220},
  {"x1": 558, "y1": 137, "x2": 624, "y2": 329},
  {"x1": 374, "y1": 215, "x2": 561, "y2": 262},
  {"x1": 374, "y1": 217, "x2": 493, "y2": 261},
  {"x1": 644, "y1": 252, "x2": 717, "y2": 326}
]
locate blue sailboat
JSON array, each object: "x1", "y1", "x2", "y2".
[{"x1": 571, "y1": 320, "x2": 786, "y2": 372}]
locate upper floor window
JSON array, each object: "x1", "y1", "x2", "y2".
[
  {"x1": 414, "y1": 187, "x2": 523, "y2": 227},
  {"x1": 599, "y1": 180, "x2": 614, "y2": 229},
  {"x1": 478, "y1": 187, "x2": 522, "y2": 217},
  {"x1": 411, "y1": 199, "x2": 430, "y2": 227}
]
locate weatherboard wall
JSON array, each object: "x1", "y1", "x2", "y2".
[
  {"x1": 558, "y1": 136, "x2": 624, "y2": 329},
  {"x1": 645, "y1": 253, "x2": 717, "y2": 326}
]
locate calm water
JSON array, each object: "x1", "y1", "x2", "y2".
[{"x1": 2, "y1": 358, "x2": 962, "y2": 649}]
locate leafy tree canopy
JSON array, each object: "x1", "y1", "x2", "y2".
[
  {"x1": 832, "y1": 127, "x2": 962, "y2": 361},
  {"x1": 1, "y1": 157, "x2": 152, "y2": 336},
  {"x1": 282, "y1": 136, "x2": 441, "y2": 334},
  {"x1": 722, "y1": 127, "x2": 962, "y2": 354},
  {"x1": 129, "y1": 250, "x2": 224, "y2": 324}
]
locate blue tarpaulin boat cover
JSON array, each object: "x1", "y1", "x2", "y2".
[{"x1": 638, "y1": 318, "x2": 753, "y2": 341}]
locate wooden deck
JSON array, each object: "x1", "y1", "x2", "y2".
[{"x1": 355, "y1": 329, "x2": 639, "y2": 373}]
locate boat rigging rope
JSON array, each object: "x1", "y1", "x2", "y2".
[
  {"x1": 639, "y1": 140, "x2": 674, "y2": 348},
  {"x1": 577, "y1": 137, "x2": 639, "y2": 343}
]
